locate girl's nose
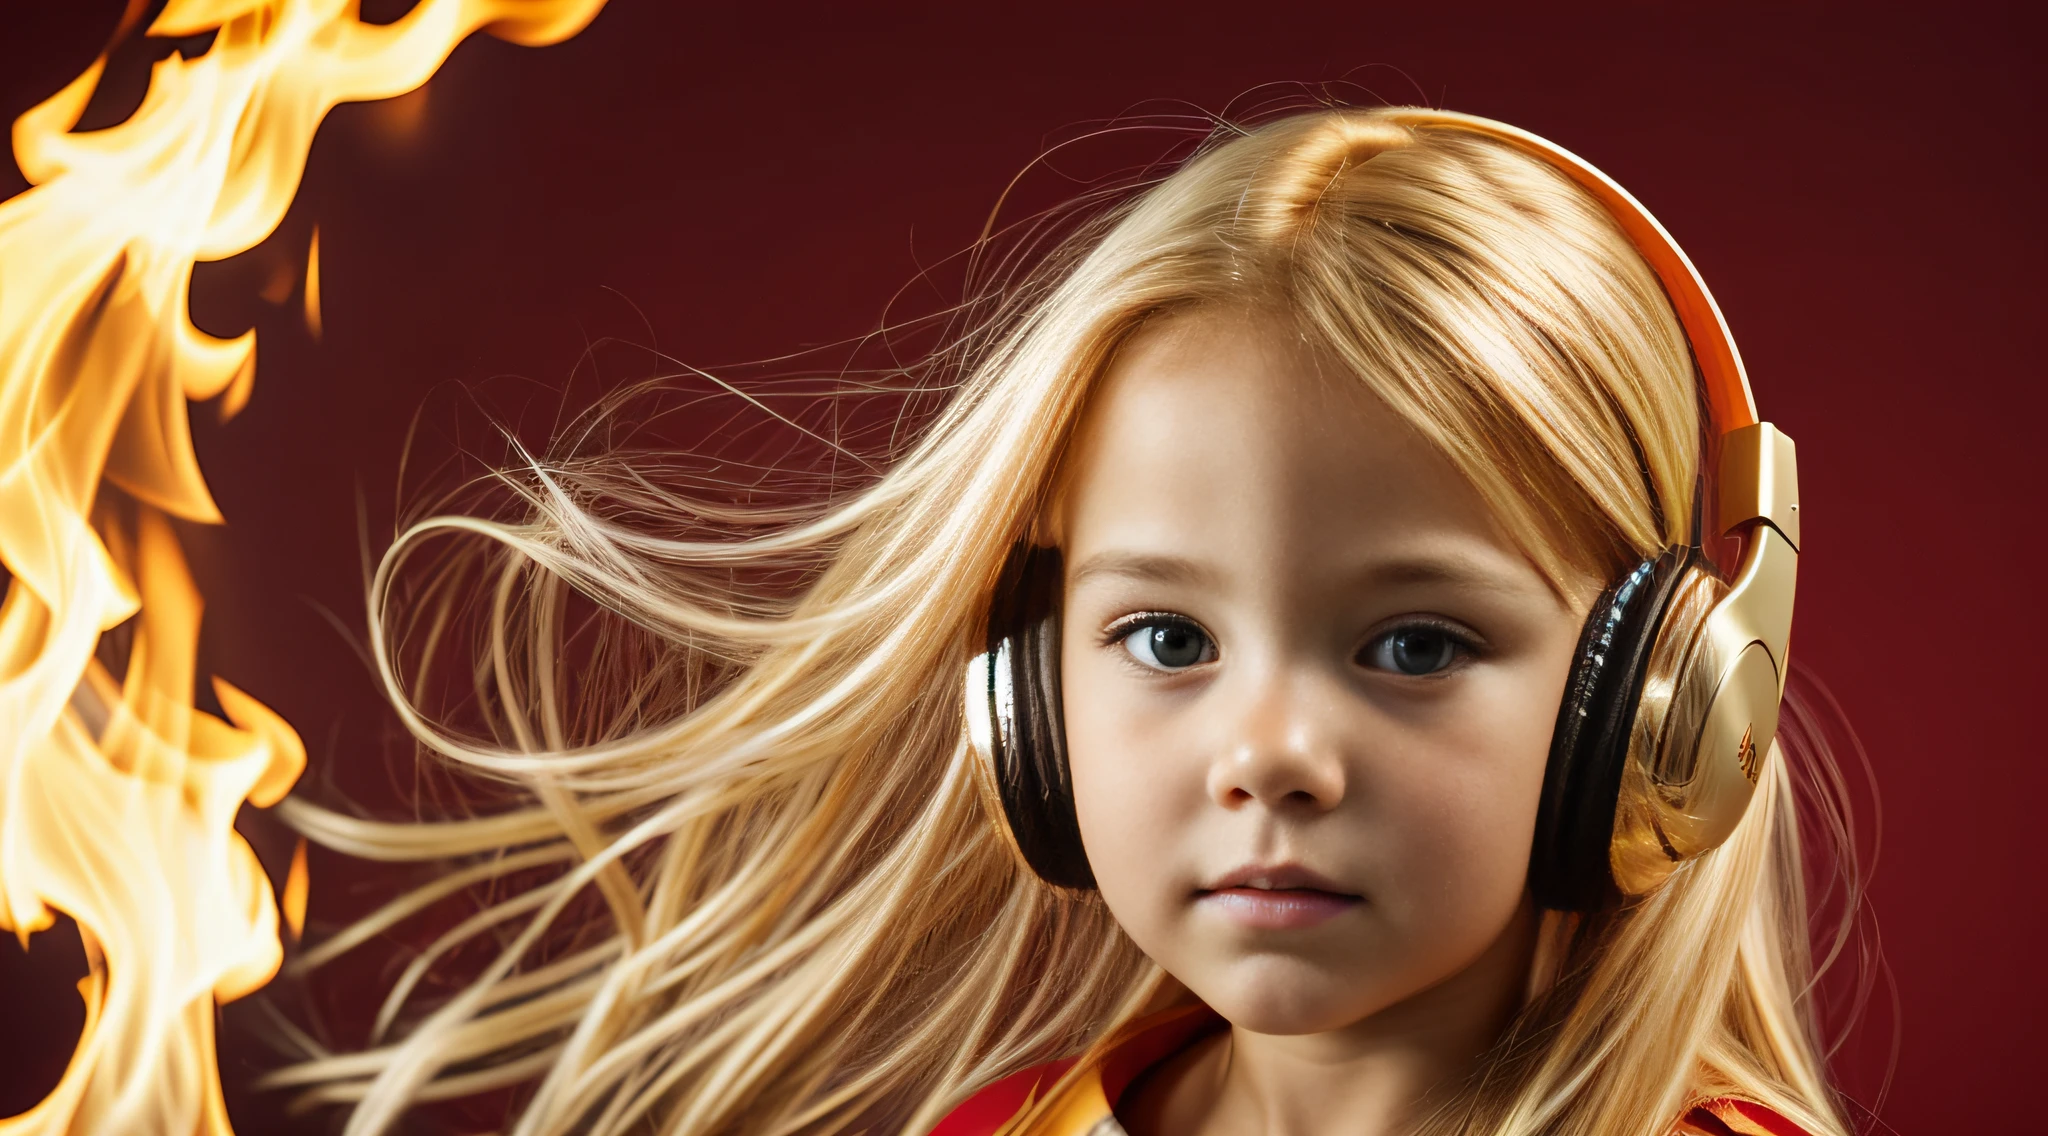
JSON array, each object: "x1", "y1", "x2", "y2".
[{"x1": 1205, "y1": 667, "x2": 1348, "y2": 813}]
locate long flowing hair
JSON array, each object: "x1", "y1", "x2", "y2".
[{"x1": 271, "y1": 107, "x2": 1860, "y2": 1136}]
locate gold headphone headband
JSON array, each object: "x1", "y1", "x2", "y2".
[{"x1": 1384, "y1": 109, "x2": 1759, "y2": 433}]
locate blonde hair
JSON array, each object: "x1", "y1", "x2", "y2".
[{"x1": 271, "y1": 108, "x2": 1853, "y2": 1136}]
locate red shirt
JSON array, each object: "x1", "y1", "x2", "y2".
[{"x1": 933, "y1": 1007, "x2": 1816, "y2": 1136}]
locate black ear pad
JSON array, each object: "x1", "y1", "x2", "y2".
[
  {"x1": 1530, "y1": 548, "x2": 1694, "y2": 911},
  {"x1": 982, "y1": 544, "x2": 1096, "y2": 889}
]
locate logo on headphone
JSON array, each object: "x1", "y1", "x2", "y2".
[{"x1": 1737, "y1": 724, "x2": 1760, "y2": 783}]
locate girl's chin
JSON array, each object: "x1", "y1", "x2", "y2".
[
  {"x1": 1199, "y1": 991, "x2": 1376, "y2": 1037},
  {"x1": 1175, "y1": 961, "x2": 1388, "y2": 1037}
]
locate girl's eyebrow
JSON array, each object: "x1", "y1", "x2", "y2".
[
  {"x1": 1067, "y1": 551, "x2": 1221, "y2": 590},
  {"x1": 1352, "y1": 552, "x2": 1533, "y2": 595},
  {"x1": 1068, "y1": 548, "x2": 1533, "y2": 595}
]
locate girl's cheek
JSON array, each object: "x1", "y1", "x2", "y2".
[
  {"x1": 1065, "y1": 681, "x2": 1200, "y2": 937},
  {"x1": 1376, "y1": 677, "x2": 1555, "y2": 927},
  {"x1": 1073, "y1": 714, "x2": 1169, "y2": 827}
]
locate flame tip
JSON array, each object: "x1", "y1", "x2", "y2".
[
  {"x1": 303, "y1": 225, "x2": 323, "y2": 342},
  {"x1": 283, "y1": 836, "x2": 310, "y2": 941}
]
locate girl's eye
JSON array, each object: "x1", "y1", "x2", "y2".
[
  {"x1": 1116, "y1": 617, "x2": 1217, "y2": 672},
  {"x1": 1361, "y1": 624, "x2": 1469, "y2": 676}
]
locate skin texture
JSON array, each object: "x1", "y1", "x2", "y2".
[{"x1": 1054, "y1": 309, "x2": 1598, "y2": 1136}]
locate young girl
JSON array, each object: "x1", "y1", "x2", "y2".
[{"x1": 278, "y1": 107, "x2": 1849, "y2": 1136}]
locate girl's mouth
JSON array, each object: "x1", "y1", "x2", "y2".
[
  {"x1": 1195, "y1": 865, "x2": 1364, "y2": 929},
  {"x1": 1197, "y1": 885, "x2": 1362, "y2": 929}
]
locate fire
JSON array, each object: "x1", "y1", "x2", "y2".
[{"x1": 0, "y1": 1, "x2": 605, "y2": 1132}]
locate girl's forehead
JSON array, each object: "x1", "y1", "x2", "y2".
[{"x1": 1054, "y1": 308, "x2": 1521, "y2": 575}]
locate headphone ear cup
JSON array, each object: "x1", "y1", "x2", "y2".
[
  {"x1": 1612, "y1": 514, "x2": 1796, "y2": 892},
  {"x1": 1531, "y1": 549, "x2": 1692, "y2": 911},
  {"x1": 969, "y1": 545, "x2": 1095, "y2": 890}
]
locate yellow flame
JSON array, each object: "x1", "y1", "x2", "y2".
[
  {"x1": 303, "y1": 225, "x2": 322, "y2": 342},
  {"x1": 282, "y1": 837, "x2": 309, "y2": 942},
  {"x1": 0, "y1": 1, "x2": 605, "y2": 1132}
]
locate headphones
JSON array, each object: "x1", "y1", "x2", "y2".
[{"x1": 961, "y1": 111, "x2": 1801, "y2": 912}]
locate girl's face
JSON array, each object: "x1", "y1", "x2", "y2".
[{"x1": 1057, "y1": 308, "x2": 1595, "y2": 1037}]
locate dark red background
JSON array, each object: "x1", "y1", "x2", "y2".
[{"x1": 2, "y1": 1, "x2": 2039, "y2": 1132}]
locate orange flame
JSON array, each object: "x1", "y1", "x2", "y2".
[
  {"x1": 304, "y1": 225, "x2": 323, "y2": 342},
  {"x1": 0, "y1": 1, "x2": 605, "y2": 1132}
]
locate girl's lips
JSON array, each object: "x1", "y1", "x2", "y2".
[{"x1": 1197, "y1": 886, "x2": 1361, "y2": 929}]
